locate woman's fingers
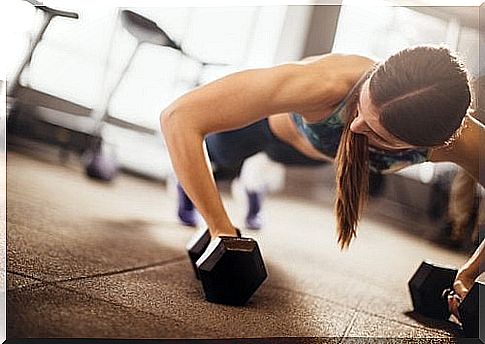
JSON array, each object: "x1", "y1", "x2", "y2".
[
  {"x1": 448, "y1": 274, "x2": 474, "y2": 319},
  {"x1": 453, "y1": 279, "x2": 470, "y2": 299},
  {"x1": 447, "y1": 292, "x2": 462, "y2": 318}
]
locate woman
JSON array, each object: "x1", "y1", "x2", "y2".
[{"x1": 160, "y1": 46, "x2": 483, "y2": 321}]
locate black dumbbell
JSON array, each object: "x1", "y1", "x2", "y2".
[
  {"x1": 408, "y1": 261, "x2": 481, "y2": 337},
  {"x1": 408, "y1": 261, "x2": 457, "y2": 319},
  {"x1": 457, "y1": 281, "x2": 482, "y2": 338},
  {"x1": 186, "y1": 228, "x2": 267, "y2": 306}
]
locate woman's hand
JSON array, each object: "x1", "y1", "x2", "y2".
[
  {"x1": 448, "y1": 240, "x2": 484, "y2": 320},
  {"x1": 448, "y1": 266, "x2": 478, "y2": 319}
]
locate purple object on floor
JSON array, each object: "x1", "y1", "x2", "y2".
[
  {"x1": 245, "y1": 191, "x2": 263, "y2": 230},
  {"x1": 177, "y1": 184, "x2": 198, "y2": 227}
]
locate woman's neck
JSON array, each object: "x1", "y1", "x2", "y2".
[{"x1": 429, "y1": 113, "x2": 484, "y2": 185}]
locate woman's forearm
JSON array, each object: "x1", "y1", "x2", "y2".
[{"x1": 160, "y1": 109, "x2": 236, "y2": 238}]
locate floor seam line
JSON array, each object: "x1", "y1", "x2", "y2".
[
  {"x1": 6, "y1": 270, "x2": 43, "y2": 282},
  {"x1": 7, "y1": 255, "x2": 187, "y2": 285},
  {"x1": 339, "y1": 306, "x2": 360, "y2": 343},
  {"x1": 57, "y1": 255, "x2": 188, "y2": 283},
  {"x1": 5, "y1": 270, "x2": 46, "y2": 292}
]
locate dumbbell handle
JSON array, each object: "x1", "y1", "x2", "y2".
[
  {"x1": 187, "y1": 227, "x2": 241, "y2": 279},
  {"x1": 195, "y1": 232, "x2": 245, "y2": 269}
]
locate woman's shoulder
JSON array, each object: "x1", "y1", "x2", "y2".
[
  {"x1": 286, "y1": 53, "x2": 375, "y2": 115},
  {"x1": 297, "y1": 53, "x2": 376, "y2": 80}
]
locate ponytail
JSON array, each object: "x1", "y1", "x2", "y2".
[{"x1": 334, "y1": 77, "x2": 370, "y2": 249}]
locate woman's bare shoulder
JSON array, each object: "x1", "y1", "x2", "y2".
[{"x1": 285, "y1": 53, "x2": 375, "y2": 112}]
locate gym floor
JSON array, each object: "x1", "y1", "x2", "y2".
[{"x1": 5, "y1": 145, "x2": 473, "y2": 342}]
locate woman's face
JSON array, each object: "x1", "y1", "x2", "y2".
[{"x1": 350, "y1": 79, "x2": 416, "y2": 151}]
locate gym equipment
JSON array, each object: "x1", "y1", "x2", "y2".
[
  {"x1": 409, "y1": 261, "x2": 458, "y2": 319},
  {"x1": 87, "y1": 10, "x2": 178, "y2": 137},
  {"x1": 7, "y1": 6, "x2": 182, "y2": 181},
  {"x1": 6, "y1": 2, "x2": 89, "y2": 124},
  {"x1": 7, "y1": 1, "x2": 118, "y2": 180},
  {"x1": 97, "y1": 8, "x2": 228, "y2": 132},
  {"x1": 7, "y1": 0, "x2": 79, "y2": 98},
  {"x1": 82, "y1": 9, "x2": 180, "y2": 181},
  {"x1": 186, "y1": 228, "x2": 267, "y2": 305},
  {"x1": 408, "y1": 261, "x2": 481, "y2": 337},
  {"x1": 197, "y1": 235, "x2": 267, "y2": 306},
  {"x1": 83, "y1": 137, "x2": 118, "y2": 181},
  {"x1": 186, "y1": 227, "x2": 241, "y2": 279}
]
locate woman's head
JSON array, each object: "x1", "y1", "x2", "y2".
[
  {"x1": 335, "y1": 45, "x2": 471, "y2": 249},
  {"x1": 352, "y1": 46, "x2": 471, "y2": 148},
  {"x1": 350, "y1": 79, "x2": 416, "y2": 151}
]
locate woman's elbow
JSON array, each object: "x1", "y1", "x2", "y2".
[
  {"x1": 160, "y1": 106, "x2": 204, "y2": 148},
  {"x1": 160, "y1": 107, "x2": 174, "y2": 135},
  {"x1": 160, "y1": 105, "x2": 186, "y2": 142}
]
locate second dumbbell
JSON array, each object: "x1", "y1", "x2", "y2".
[{"x1": 408, "y1": 261, "x2": 481, "y2": 337}]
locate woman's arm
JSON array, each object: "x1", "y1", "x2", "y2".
[
  {"x1": 448, "y1": 240, "x2": 484, "y2": 318},
  {"x1": 428, "y1": 112, "x2": 485, "y2": 316},
  {"x1": 160, "y1": 63, "x2": 342, "y2": 238},
  {"x1": 457, "y1": 240, "x2": 484, "y2": 285}
]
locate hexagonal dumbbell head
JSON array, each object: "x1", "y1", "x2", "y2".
[
  {"x1": 458, "y1": 281, "x2": 482, "y2": 338},
  {"x1": 408, "y1": 261, "x2": 457, "y2": 319},
  {"x1": 186, "y1": 228, "x2": 212, "y2": 279},
  {"x1": 196, "y1": 236, "x2": 267, "y2": 306},
  {"x1": 186, "y1": 228, "x2": 241, "y2": 279}
]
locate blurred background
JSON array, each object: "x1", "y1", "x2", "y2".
[
  {"x1": 3, "y1": 0, "x2": 484, "y2": 246},
  {"x1": 4, "y1": 0, "x2": 482, "y2": 233},
  {"x1": 2, "y1": 0, "x2": 483, "y2": 340}
]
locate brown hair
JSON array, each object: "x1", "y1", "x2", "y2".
[
  {"x1": 335, "y1": 72, "x2": 371, "y2": 249},
  {"x1": 335, "y1": 46, "x2": 471, "y2": 249}
]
